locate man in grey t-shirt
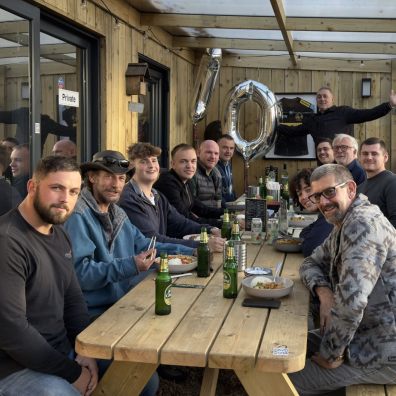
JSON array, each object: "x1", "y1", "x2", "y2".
[{"x1": 357, "y1": 137, "x2": 396, "y2": 227}]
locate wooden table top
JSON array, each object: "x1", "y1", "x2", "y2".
[{"x1": 76, "y1": 233, "x2": 309, "y2": 374}]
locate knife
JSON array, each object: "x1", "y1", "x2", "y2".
[{"x1": 172, "y1": 284, "x2": 205, "y2": 289}]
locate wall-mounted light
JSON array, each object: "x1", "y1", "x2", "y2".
[
  {"x1": 361, "y1": 78, "x2": 371, "y2": 98},
  {"x1": 125, "y1": 63, "x2": 150, "y2": 96},
  {"x1": 21, "y1": 82, "x2": 29, "y2": 99}
]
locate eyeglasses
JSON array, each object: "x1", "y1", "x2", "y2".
[
  {"x1": 333, "y1": 145, "x2": 353, "y2": 152},
  {"x1": 307, "y1": 181, "x2": 348, "y2": 204},
  {"x1": 94, "y1": 156, "x2": 130, "y2": 168}
]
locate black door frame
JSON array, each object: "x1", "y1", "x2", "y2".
[{"x1": 0, "y1": 0, "x2": 100, "y2": 166}]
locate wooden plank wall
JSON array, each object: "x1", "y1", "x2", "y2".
[
  {"x1": 22, "y1": 0, "x2": 395, "y2": 196},
  {"x1": 31, "y1": 0, "x2": 195, "y2": 159},
  {"x1": 198, "y1": 67, "x2": 392, "y2": 196}
]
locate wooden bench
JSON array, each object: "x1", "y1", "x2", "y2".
[{"x1": 346, "y1": 384, "x2": 396, "y2": 396}]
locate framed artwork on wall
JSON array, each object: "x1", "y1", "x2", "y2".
[{"x1": 265, "y1": 93, "x2": 317, "y2": 159}]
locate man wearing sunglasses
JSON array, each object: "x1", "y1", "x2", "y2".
[
  {"x1": 333, "y1": 133, "x2": 366, "y2": 185},
  {"x1": 289, "y1": 164, "x2": 396, "y2": 395}
]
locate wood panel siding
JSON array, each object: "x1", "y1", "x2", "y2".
[{"x1": 10, "y1": 1, "x2": 394, "y2": 196}]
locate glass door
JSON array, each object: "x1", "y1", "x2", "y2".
[{"x1": 0, "y1": 0, "x2": 40, "y2": 201}]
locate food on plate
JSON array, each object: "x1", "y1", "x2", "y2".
[
  {"x1": 250, "y1": 276, "x2": 283, "y2": 290},
  {"x1": 168, "y1": 255, "x2": 194, "y2": 265},
  {"x1": 276, "y1": 238, "x2": 301, "y2": 245},
  {"x1": 254, "y1": 281, "x2": 283, "y2": 289},
  {"x1": 290, "y1": 215, "x2": 305, "y2": 222}
]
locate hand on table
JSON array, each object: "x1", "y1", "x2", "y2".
[
  {"x1": 208, "y1": 236, "x2": 225, "y2": 253},
  {"x1": 311, "y1": 352, "x2": 344, "y2": 369},
  {"x1": 75, "y1": 355, "x2": 98, "y2": 396},
  {"x1": 135, "y1": 248, "x2": 157, "y2": 271}
]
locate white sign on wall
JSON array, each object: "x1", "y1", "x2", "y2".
[{"x1": 58, "y1": 89, "x2": 79, "y2": 107}]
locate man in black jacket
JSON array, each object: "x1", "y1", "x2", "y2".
[
  {"x1": 154, "y1": 144, "x2": 223, "y2": 227},
  {"x1": 119, "y1": 143, "x2": 224, "y2": 252},
  {"x1": 278, "y1": 87, "x2": 396, "y2": 144}
]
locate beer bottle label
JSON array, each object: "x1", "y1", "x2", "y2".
[
  {"x1": 223, "y1": 271, "x2": 231, "y2": 290},
  {"x1": 164, "y1": 284, "x2": 172, "y2": 306}
]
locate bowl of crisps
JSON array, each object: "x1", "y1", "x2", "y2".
[
  {"x1": 241, "y1": 275, "x2": 294, "y2": 299},
  {"x1": 155, "y1": 255, "x2": 197, "y2": 274}
]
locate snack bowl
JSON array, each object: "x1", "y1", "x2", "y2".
[
  {"x1": 242, "y1": 275, "x2": 294, "y2": 299},
  {"x1": 155, "y1": 255, "x2": 197, "y2": 274},
  {"x1": 273, "y1": 237, "x2": 303, "y2": 253}
]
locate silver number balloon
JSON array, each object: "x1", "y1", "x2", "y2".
[
  {"x1": 222, "y1": 80, "x2": 280, "y2": 162},
  {"x1": 190, "y1": 48, "x2": 222, "y2": 124}
]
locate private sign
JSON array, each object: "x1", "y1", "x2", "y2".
[{"x1": 58, "y1": 89, "x2": 79, "y2": 107}]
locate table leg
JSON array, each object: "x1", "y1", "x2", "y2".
[
  {"x1": 93, "y1": 361, "x2": 158, "y2": 396},
  {"x1": 199, "y1": 367, "x2": 219, "y2": 396},
  {"x1": 235, "y1": 370, "x2": 299, "y2": 396}
]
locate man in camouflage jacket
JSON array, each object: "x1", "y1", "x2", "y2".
[{"x1": 289, "y1": 163, "x2": 396, "y2": 395}]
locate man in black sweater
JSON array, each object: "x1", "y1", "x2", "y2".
[
  {"x1": 277, "y1": 87, "x2": 396, "y2": 144},
  {"x1": 357, "y1": 137, "x2": 396, "y2": 228},
  {"x1": 0, "y1": 156, "x2": 98, "y2": 396},
  {"x1": 154, "y1": 143, "x2": 223, "y2": 227}
]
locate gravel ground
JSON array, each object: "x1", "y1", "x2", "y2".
[{"x1": 157, "y1": 367, "x2": 248, "y2": 396}]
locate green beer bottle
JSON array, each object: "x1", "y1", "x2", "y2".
[
  {"x1": 221, "y1": 209, "x2": 232, "y2": 240},
  {"x1": 280, "y1": 164, "x2": 290, "y2": 207},
  {"x1": 197, "y1": 227, "x2": 210, "y2": 277},
  {"x1": 258, "y1": 176, "x2": 267, "y2": 199},
  {"x1": 230, "y1": 219, "x2": 241, "y2": 241},
  {"x1": 155, "y1": 253, "x2": 171, "y2": 315},
  {"x1": 223, "y1": 242, "x2": 238, "y2": 299}
]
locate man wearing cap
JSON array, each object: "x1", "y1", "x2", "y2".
[
  {"x1": 64, "y1": 150, "x2": 194, "y2": 319},
  {"x1": 119, "y1": 143, "x2": 224, "y2": 252}
]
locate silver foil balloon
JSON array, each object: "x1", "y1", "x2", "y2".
[
  {"x1": 190, "y1": 48, "x2": 222, "y2": 124},
  {"x1": 222, "y1": 80, "x2": 280, "y2": 162}
]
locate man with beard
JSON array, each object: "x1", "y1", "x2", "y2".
[
  {"x1": 288, "y1": 164, "x2": 396, "y2": 395},
  {"x1": 0, "y1": 156, "x2": 98, "y2": 396},
  {"x1": 64, "y1": 150, "x2": 194, "y2": 318}
]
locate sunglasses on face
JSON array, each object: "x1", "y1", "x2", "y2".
[
  {"x1": 307, "y1": 181, "x2": 349, "y2": 204},
  {"x1": 94, "y1": 156, "x2": 130, "y2": 168}
]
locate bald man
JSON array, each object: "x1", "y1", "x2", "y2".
[
  {"x1": 52, "y1": 140, "x2": 77, "y2": 159},
  {"x1": 190, "y1": 140, "x2": 223, "y2": 208}
]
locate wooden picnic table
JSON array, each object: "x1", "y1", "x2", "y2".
[{"x1": 76, "y1": 232, "x2": 309, "y2": 396}]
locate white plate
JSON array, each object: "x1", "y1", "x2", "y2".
[
  {"x1": 242, "y1": 275, "x2": 294, "y2": 299},
  {"x1": 288, "y1": 215, "x2": 317, "y2": 228},
  {"x1": 155, "y1": 255, "x2": 198, "y2": 274},
  {"x1": 182, "y1": 234, "x2": 200, "y2": 241}
]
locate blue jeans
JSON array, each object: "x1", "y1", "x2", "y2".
[
  {"x1": 0, "y1": 359, "x2": 159, "y2": 396},
  {"x1": 0, "y1": 369, "x2": 80, "y2": 396}
]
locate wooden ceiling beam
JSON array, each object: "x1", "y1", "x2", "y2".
[
  {"x1": 141, "y1": 13, "x2": 279, "y2": 30},
  {"x1": 270, "y1": 0, "x2": 296, "y2": 65},
  {"x1": 173, "y1": 37, "x2": 286, "y2": 51},
  {"x1": 222, "y1": 55, "x2": 391, "y2": 73},
  {"x1": 173, "y1": 37, "x2": 395, "y2": 55},
  {"x1": 141, "y1": 13, "x2": 396, "y2": 33}
]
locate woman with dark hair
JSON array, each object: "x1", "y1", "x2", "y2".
[{"x1": 289, "y1": 168, "x2": 333, "y2": 257}]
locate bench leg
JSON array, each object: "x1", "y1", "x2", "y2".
[
  {"x1": 93, "y1": 361, "x2": 158, "y2": 396},
  {"x1": 235, "y1": 370, "x2": 299, "y2": 396},
  {"x1": 200, "y1": 367, "x2": 219, "y2": 396}
]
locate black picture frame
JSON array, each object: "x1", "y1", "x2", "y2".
[{"x1": 266, "y1": 93, "x2": 317, "y2": 159}]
